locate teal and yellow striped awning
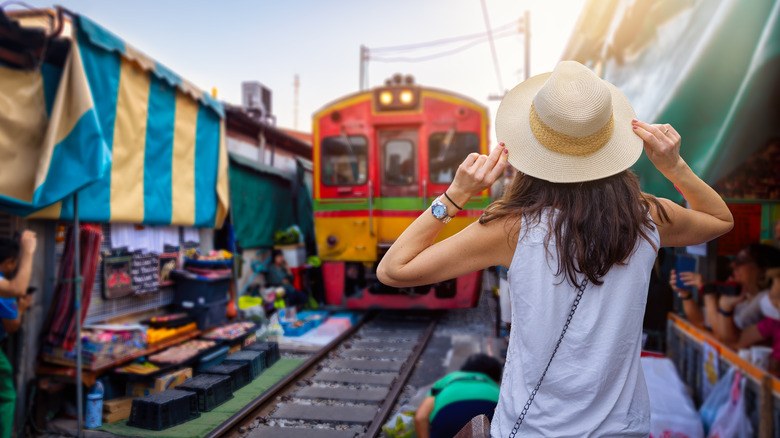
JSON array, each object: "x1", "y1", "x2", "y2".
[{"x1": 0, "y1": 13, "x2": 228, "y2": 228}]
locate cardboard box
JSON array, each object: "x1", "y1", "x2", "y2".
[
  {"x1": 126, "y1": 367, "x2": 192, "y2": 397},
  {"x1": 103, "y1": 396, "x2": 134, "y2": 413},
  {"x1": 102, "y1": 396, "x2": 134, "y2": 423}
]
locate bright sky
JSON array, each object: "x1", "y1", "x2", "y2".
[{"x1": 20, "y1": 0, "x2": 587, "y2": 142}]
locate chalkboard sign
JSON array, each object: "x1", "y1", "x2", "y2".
[{"x1": 131, "y1": 251, "x2": 159, "y2": 294}]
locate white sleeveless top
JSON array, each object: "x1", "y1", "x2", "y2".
[{"x1": 491, "y1": 211, "x2": 659, "y2": 437}]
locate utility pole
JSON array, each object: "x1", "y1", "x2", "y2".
[
  {"x1": 359, "y1": 45, "x2": 368, "y2": 91},
  {"x1": 293, "y1": 74, "x2": 299, "y2": 130}
]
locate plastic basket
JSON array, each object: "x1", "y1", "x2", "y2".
[
  {"x1": 244, "y1": 341, "x2": 280, "y2": 368},
  {"x1": 297, "y1": 310, "x2": 329, "y2": 328},
  {"x1": 175, "y1": 298, "x2": 228, "y2": 331},
  {"x1": 172, "y1": 270, "x2": 230, "y2": 306},
  {"x1": 223, "y1": 350, "x2": 264, "y2": 379},
  {"x1": 128, "y1": 389, "x2": 200, "y2": 431},
  {"x1": 202, "y1": 362, "x2": 252, "y2": 393},
  {"x1": 280, "y1": 320, "x2": 313, "y2": 337},
  {"x1": 176, "y1": 374, "x2": 233, "y2": 412},
  {"x1": 184, "y1": 257, "x2": 233, "y2": 269},
  {"x1": 195, "y1": 345, "x2": 230, "y2": 373},
  {"x1": 143, "y1": 313, "x2": 195, "y2": 329}
]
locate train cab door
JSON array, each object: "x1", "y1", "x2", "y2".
[{"x1": 377, "y1": 129, "x2": 419, "y2": 246}]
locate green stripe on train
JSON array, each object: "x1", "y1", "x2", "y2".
[{"x1": 314, "y1": 197, "x2": 491, "y2": 212}]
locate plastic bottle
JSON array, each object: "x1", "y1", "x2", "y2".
[{"x1": 85, "y1": 381, "x2": 104, "y2": 428}]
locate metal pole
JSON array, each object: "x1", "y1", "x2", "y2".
[
  {"x1": 359, "y1": 45, "x2": 366, "y2": 91},
  {"x1": 74, "y1": 194, "x2": 83, "y2": 438},
  {"x1": 524, "y1": 10, "x2": 531, "y2": 80}
]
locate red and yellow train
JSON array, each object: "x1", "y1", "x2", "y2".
[{"x1": 312, "y1": 74, "x2": 490, "y2": 309}]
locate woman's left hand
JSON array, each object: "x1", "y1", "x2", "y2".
[{"x1": 448, "y1": 142, "x2": 509, "y2": 204}]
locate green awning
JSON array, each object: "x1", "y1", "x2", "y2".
[
  {"x1": 229, "y1": 153, "x2": 314, "y2": 250},
  {"x1": 563, "y1": 0, "x2": 780, "y2": 200}
]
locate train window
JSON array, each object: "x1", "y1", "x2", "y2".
[
  {"x1": 428, "y1": 132, "x2": 480, "y2": 184},
  {"x1": 321, "y1": 135, "x2": 368, "y2": 186},
  {"x1": 384, "y1": 140, "x2": 416, "y2": 186}
]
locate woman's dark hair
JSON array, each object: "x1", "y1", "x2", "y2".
[
  {"x1": 0, "y1": 237, "x2": 19, "y2": 263},
  {"x1": 460, "y1": 353, "x2": 503, "y2": 384},
  {"x1": 480, "y1": 170, "x2": 668, "y2": 286}
]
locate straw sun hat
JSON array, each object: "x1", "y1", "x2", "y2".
[{"x1": 495, "y1": 60, "x2": 642, "y2": 183}]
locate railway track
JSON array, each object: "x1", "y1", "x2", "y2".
[{"x1": 213, "y1": 311, "x2": 440, "y2": 438}]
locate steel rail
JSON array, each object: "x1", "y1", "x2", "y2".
[
  {"x1": 206, "y1": 311, "x2": 373, "y2": 438},
  {"x1": 364, "y1": 313, "x2": 440, "y2": 437}
]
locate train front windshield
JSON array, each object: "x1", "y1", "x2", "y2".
[{"x1": 321, "y1": 135, "x2": 368, "y2": 186}]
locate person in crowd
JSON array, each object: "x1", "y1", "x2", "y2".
[
  {"x1": 414, "y1": 353, "x2": 503, "y2": 438},
  {"x1": 774, "y1": 218, "x2": 780, "y2": 249},
  {"x1": 669, "y1": 254, "x2": 733, "y2": 334},
  {"x1": 736, "y1": 267, "x2": 780, "y2": 374},
  {"x1": 0, "y1": 233, "x2": 37, "y2": 438},
  {"x1": 0, "y1": 232, "x2": 36, "y2": 299},
  {"x1": 265, "y1": 249, "x2": 307, "y2": 309},
  {"x1": 714, "y1": 244, "x2": 780, "y2": 347},
  {"x1": 377, "y1": 61, "x2": 733, "y2": 435},
  {"x1": 642, "y1": 249, "x2": 675, "y2": 351}
]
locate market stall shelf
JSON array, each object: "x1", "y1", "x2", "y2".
[{"x1": 38, "y1": 330, "x2": 203, "y2": 387}]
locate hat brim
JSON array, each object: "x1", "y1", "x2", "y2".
[{"x1": 495, "y1": 72, "x2": 643, "y2": 183}]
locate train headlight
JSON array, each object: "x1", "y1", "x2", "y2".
[
  {"x1": 379, "y1": 91, "x2": 393, "y2": 105},
  {"x1": 326, "y1": 235, "x2": 338, "y2": 247},
  {"x1": 399, "y1": 90, "x2": 413, "y2": 104}
]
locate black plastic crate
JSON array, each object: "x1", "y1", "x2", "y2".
[
  {"x1": 176, "y1": 374, "x2": 233, "y2": 412},
  {"x1": 223, "y1": 350, "x2": 265, "y2": 379},
  {"x1": 172, "y1": 270, "x2": 230, "y2": 306},
  {"x1": 244, "y1": 341, "x2": 280, "y2": 368},
  {"x1": 203, "y1": 362, "x2": 252, "y2": 393},
  {"x1": 128, "y1": 389, "x2": 200, "y2": 431},
  {"x1": 175, "y1": 298, "x2": 228, "y2": 330}
]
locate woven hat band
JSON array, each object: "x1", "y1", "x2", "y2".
[{"x1": 529, "y1": 102, "x2": 614, "y2": 157}]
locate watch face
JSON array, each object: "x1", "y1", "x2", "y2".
[{"x1": 432, "y1": 203, "x2": 448, "y2": 218}]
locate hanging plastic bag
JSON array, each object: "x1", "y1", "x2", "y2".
[
  {"x1": 643, "y1": 357, "x2": 704, "y2": 438},
  {"x1": 707, "y1": 371, "x2": 753, "y2": 438},
  {"x1": 699, "y1": 367, "x2": 735, "y2": 435}
]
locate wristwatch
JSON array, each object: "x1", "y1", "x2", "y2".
[{"x1": 430, "y1": 198, "x2": 452, "y2": 224}]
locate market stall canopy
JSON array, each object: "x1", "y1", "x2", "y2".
[
  {"x1": 229, "y1": 153, "x2": 314, "y2": 249},
  {"x1": 0, "y1": 10, "x2": 229, "y2": 227},
  {"x1": 562, "y1": 0, "x2": 780, "y2": 200}
]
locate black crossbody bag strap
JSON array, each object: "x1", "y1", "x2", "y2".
[{"x1": 508, "y1": 279, "x2": 588, "y2": 438}]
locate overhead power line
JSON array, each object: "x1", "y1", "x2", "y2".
[
  {"x1": 369, "y1": 30, "x2": 517, "y2": 63},
  {"x1": 369, "y1": 20, "x2": 517, "y2": 54}
]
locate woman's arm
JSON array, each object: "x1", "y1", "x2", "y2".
[
  {"x1": 736, "y1": 324, "x2": 766, "y2": 350},
  {"x1": 377, "y1": 144, "x2": 510, "y2": 288},
  {"x1": 414, "y1": 396, "x2": 435, "y2": 438},
  {"x1": 632, "y1": 121, "x2": 733, "y2": 247}
]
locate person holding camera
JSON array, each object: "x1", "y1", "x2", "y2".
[
  {"x1": 737, "y1": 267, "x2": 780, "y2": 374},
  {"x1": 716, "y1": 244, "x2": 780, "y2": 348},
  {"x1": 671, "y1": 245, "x2": 780, "y2": 347},
  {"x1": 0, "y1": 233, "x2": 37, "y2": 438}
]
